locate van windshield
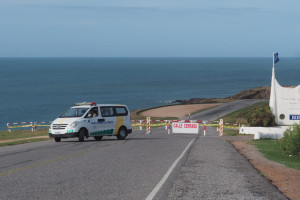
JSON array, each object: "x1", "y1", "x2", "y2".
[{"x1": 60, "y1": 108, "x2": 89, "y2": 118}]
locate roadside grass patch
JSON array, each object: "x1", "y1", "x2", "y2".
[
  {"x1": 224, "y1": 129, "x2": 239, "y2": 136},
  {"x1": 0, "y1": 129, "x2": 49, "y2": 140},
  {"x1": 0, "y1": 138, "x2": 51, "y2": 147},
  {"x1": 250, "y1": 139, "x2": 300, "y2": 171}
]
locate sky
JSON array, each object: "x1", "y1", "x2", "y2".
[{"x1": 0, "y1": 0, "x2": 300, "y2": 57}]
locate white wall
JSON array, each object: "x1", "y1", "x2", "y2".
[{"x1": 239, "y1": 126, "x2": 290, "y2": 140}]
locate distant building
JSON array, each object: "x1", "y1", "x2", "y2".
[{"x1": 269, "y1": 64, "x2": 300, "y2": 125}]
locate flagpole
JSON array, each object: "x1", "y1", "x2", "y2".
[
  {"x1": 273, "y1": 52, "x2": 274, "y2": 69},
  {"x1": 270, "y1": 52, "x2": 275, "y2": 111}
]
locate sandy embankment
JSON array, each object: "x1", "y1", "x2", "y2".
[{"x1": 140, "y1": 104, "x2": 221, "y2": 118}]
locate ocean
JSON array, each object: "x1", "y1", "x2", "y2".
[{"x1": 1, "y1": 57, "x2": 300, "y2": 130}]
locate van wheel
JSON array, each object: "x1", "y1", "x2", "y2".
[
  {"x1": 79, "y1": 129, "x2": 85, "y2": 142},
  {"x1": 117, "y1": 127, "x2": 127, "y2": 140},
  {"x1": 54, "y1": 137, "x2": 61, "y2": 142},
  {"x1": 94, "y1": 136, "x2": 103, "y2": 141}
]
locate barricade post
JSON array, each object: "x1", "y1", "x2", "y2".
[
  {"x1": 33, "y1": 122, "x2": 52, "y2": 131},
  {"x1": 165, "y1": 120, "x2": 168, "y2": 130},
  {"x1": 6, "y1": 122, "x2": 33, "y2": 132},
  {"x1": 7, "y1": 123, "x2": 11, "y2": 132},
  {"x1": 168, "y1": 121, "x2": 171, "y2": 134},
  {"x1": 219, "y1": 119, "x2": 223, "y2": 136},
  {"x1": 139, "y1": 120, "x2": 143, "y2": 130},
  {"x1": 146, "y1": 117, "x2": 151, "y2": 134},
  {"x1": 204, "y1": 121, "x2": 206, "y2": 136}
]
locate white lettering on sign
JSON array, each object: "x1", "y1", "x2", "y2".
[
  {"x1": 172, "y1": 123, "x2": 198, "y2": 134},
  {"x1": 290, "y1": 115, "x2": 300, "y2": 120}
]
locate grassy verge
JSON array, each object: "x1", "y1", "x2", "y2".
[
  {"x1": 0, "y1": 129, "x2": 49, "y2": 140},
  {"x1": 250, "y1": 139, "x2": 300, "y2": 171},
  {"x1": 224, "y1": 129, "x2": 239, "y2": 136},
  {"x1": 216, "y1": 100, "x2": 268, "y2": 124},
  {"x1": 0, "y1": 138, "x2": 51, "y2": 147}
]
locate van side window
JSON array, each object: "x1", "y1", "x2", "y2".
[
  {"x1": 100, "y1": 107, "x2": 114, "y2": 117},
  {"x1": 86, "y1": 107, "x2": 98, "y2": 118},
  {"x1": 115, "y1": 107, "x2": 128, "y2": 116}
]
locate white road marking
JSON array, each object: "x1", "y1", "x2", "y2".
[{"x1": 145, "y1": 138, "x2": 195, "y2": 200}]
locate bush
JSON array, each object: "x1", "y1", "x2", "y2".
[
  {"x1": 235, "y1": 103, "x2": 276, "y2": 127},
  {"x1": 280, "y1": 124, "x2": 300, "y2": 156},
  {"x1": 247, "y1": 105, "x2": 276, "y2": 127}
]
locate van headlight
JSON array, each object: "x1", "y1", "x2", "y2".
[{"x1": 69, "y1": 121, "x2": 79, "y2": 129}]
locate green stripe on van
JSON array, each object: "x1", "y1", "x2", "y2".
[{"x1": 90, "y1": 129, "x2": 114, "y2": 136}]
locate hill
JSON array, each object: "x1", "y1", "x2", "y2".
[{"x1": 174, "y1": 86, "x2": 271, "y2": 104}]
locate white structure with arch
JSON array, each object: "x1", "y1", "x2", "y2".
[{"x1": 269, "y1": 54, "x2": 300, "y2": 125}]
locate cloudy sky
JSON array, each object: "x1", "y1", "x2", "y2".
[{"x1": 0, "y1": 0, "x2": 299, "y2": 57}]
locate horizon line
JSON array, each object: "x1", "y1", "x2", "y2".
[{"x1": 0, "y1": 56, "x2": 299, "y2": 58}]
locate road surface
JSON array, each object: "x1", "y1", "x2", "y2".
[{"x1": 0, "y1": 100, "x2": 287, "y2": 199}]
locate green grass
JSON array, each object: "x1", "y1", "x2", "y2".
[
  {"x1": 250, "y1": 139, "x2": 300, "y2": 171},
  {"x1": 0, "y1": 129, "x2": 49, "y2": 140},
  {"x1": 0, "y1": 138, "x2": 51, "y2": 147},
  {"x1": 216, "y1": 101, "x2": 268, "y2": 124},
  {"x1": 224, "y1": 129, "x2": 239, "y2": 136}
]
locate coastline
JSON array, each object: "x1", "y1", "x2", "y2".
[{"x1": 133, "y1": 86, "x2": 270, "y2": 119}]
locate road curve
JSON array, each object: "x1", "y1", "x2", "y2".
[{"x1": 188, "y1": 99, "x2": 263, "y2": 121}]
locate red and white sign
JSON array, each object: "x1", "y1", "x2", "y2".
[{"x1": 172, "y1": 123, "x2": 198, "y2": 134}]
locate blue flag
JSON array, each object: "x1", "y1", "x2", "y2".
[{"x1": 274, "y1": 52, "x2": 279, "y2": 64}]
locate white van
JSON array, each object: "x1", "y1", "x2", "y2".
[{"x1": 49, "y1": 102, "x2": 132, "y2": 142}]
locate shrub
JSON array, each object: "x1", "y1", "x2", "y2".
[
  {"x1": 236, "y1": 117, "x2": 248, "y2": 125},
  {"x1": 247, "y1": 105, "x2": 276, "y2": 127},
  {"x1": 280, "y1": 124, "x2": 300, "y2": 156},
  {"x1": 235, "y1": 104, "x2": 276, "y2": 127}
]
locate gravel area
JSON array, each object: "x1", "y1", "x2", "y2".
[
  {"x1": 166, "y1": 127, "x2": 287, "y2": 200},
  {"x1": 226, "y1": 135, "x2": 300, "y2": 200}
]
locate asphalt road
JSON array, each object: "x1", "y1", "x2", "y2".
[
  {"x1": 186, "y1": 99, "x2": 263, "y2": 121},
  {"x1": 0, "y1": 100, "x2": 287, "y2": 200}
]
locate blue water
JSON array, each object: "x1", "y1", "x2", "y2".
[{"x1": 1, "y1": 57, "x2": 300, "y2": 130}]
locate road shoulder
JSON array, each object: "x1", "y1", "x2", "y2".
[
  {"x1": 226, "y1": 135, "x2": 300, "y2": 200},
  {"x1": 166, "y1": 127, "x2": 287, "y2": 199}
]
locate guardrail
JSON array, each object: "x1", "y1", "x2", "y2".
[
  {"x1": 6, "y1": 121, "x2": 52, "y2": 132},
  {"x1": 6, "y1": 118, "x2": 241, "y2": 134},
  {"x1": 33, "y1": 122, "x2": 52, "y2": 130},
  {"x1": 131, "y1": 118, "x2": 241, "y2": 135},
  {"x1": 6, "y1": 122, "x2": 34, "y2": 132},
  {"x1": 131, "y1": 119, "x2": 239, "y2": 127}
]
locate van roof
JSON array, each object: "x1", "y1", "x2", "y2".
[{"x1": 72, "y1": 104, "x2": 127, "y2": 108}]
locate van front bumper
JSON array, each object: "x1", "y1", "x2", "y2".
[{"x1": 49, "y1": 132, "x2": 78, "y2": 138}]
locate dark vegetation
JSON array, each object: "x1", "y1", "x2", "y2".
[
  {"x1": 280, "y1": 124, "x2": 300, "y2": 156},
  {"x1": 218, "y1": 101, "x2": 276, "y2": 127}
]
